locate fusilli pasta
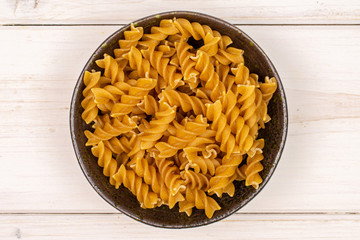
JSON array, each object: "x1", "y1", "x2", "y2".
[{"x1": 80, "y1": 18, "x2": 278, "y2": 219}]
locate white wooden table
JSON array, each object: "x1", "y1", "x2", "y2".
[{"x1": 1, "y1": 1, "x2": 360, "y2": 239}]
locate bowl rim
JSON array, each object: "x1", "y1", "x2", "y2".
[{"x1": 70, "y1": 10, "x2": 288, "y2": 228}]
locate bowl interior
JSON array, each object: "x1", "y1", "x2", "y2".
[{"x1": 70, "y1": 11, "x2": 288, "y2": 228}]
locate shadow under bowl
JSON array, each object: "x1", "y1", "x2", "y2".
[{"x1": 70, "y1": 11, "x2": 288, "y2": 228}]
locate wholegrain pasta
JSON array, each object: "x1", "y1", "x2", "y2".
[{"x1": 81, "y1": 18, "x2": 277, "y2": 219}]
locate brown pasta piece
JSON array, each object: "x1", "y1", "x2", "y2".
[{"x1": 80, "y1": 18, "x2": 277, "y2": 219}]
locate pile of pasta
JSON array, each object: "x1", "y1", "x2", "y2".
[{"x1": 81, "y1": 18, "x2": 277, "y2": 218}]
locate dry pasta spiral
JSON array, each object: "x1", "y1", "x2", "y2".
[
  {"x1": 208, "y1": 154, "x2": 243, "y2": 197},
  {"x1": 80, "y1": 17, "x2": 278, "y2": 219},
  {"x1": 137, "y1": 95, "x2": 159, "y2": 115},
  {"x1": 114, "y1": 23, "x2": 144, "y2": 58},
  {"x1": 143, "y1": 19, "x2": 179, "y2": 41},
  {"x1": 173, "y1": 18, "x2": 220, "y2": 56},
  {"x1": 218, "y1": 93, "x2": 255, "y2": 154},
  {"x1": 182, "y1": 147, "x2": 219, "y2": 176},
  {"x1": 103, "y1": 134, "x2": 136, "y2": 155},
  {"x1": 175, "y1": 39, "x2": 199, "y2": 89},
  {"x1": 155, "y1": 115, "x2": 208, "y2": 158},
  {"x1": 142, "y1": 42, "x2": 183, "y2": 88},
  {"x1": 124, "y1": 46, "x2": 158, "y2": 79},
  {"x1": 96, "y1": 54, "x2": 126, "y2": 84},
  {"x1": 91, "y1": 82, "x2": 126, "y2": 106},
  {"x1": 159, "y1": 89, "x2": 207, "y2": 115},
  {"x1": 91, "y1": 141, "x2": 118, "y2": 185},
  {"x1": 154, "y1": 156, "x2": 185, "y2": 196},
  {"x1": 81, "y1": 71, "x2": 101, "y2": 124},
  {"x1": 131, "y1": 157, "x2": 184, "y2": 208},
  {"x1": 237, "y1": 84, "x2": 258, "y2": 138},
  {"x1": 112, "y1": 164, "x2": 159, "y2": 208},
  {"x1": 215, "y1": 47, "x2": 244, "y2": 65},
  {"x1": 206, "y1": 100, "x2": 239, "y2": 157},
  {"x1": 140, "y1": 102, "x2": 176, "y2": 150},
  {"x1": 111, "y1": 78, "x2": 157, "y2": 117},
  {"x1": 255, "y1": 88, "x2": 268, "y2": 129},
  {"x1": 84, "y1": 115, "x2": 137, "y2": 146},
  {"x1": 260, "y1": 76, "x2": 277, "y2": 104},
  {"x1": 179, "y1": 188, "x2": 221, "y2": 219},
  {"x1": 243, "y1": 139, "x2": 265, "y2": 189},
  {"x1": 180, "y1": 169, "x2": 210, "y2": 191},
  {"x1": 192, "y1": 50, "x2": 226, "y2": 101}
]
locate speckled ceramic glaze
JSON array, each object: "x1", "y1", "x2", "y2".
[{"x1": 70, "y1": 11, "x2": 288, "y2": 228}]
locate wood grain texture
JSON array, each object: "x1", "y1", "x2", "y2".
[
  {"x1": 1, "y1": 0, "x2": 360, "y2": 24},
  {"x1": 0, "y1": 26, "x2": 359, "y2": 214},
  {"x1": 0, "y1": 214, "x2": 359, "y2": 239}
]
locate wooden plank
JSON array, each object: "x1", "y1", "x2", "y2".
[
  {"x1": 0, "y1": 214, "x2": 359, "y2": 239},
  {"x1": 1, "y1": 0, "x2": 360, "y2": 25},
  {"x1": 0, "y1": 26, "x2": 359, "y2": 213}
]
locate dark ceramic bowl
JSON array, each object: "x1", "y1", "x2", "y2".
[{"x1": 70, "y1": 11, "x2": 288, "y2": 228}]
